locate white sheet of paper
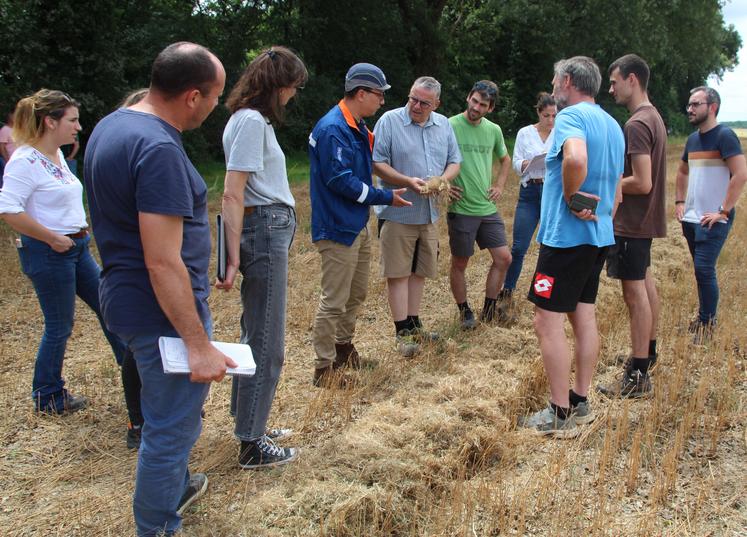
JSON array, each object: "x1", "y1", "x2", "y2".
[
  {"x1": 158, "y1": 337, "x2": 255, "y2": 376},
  {"x1": 524, "y1": 153, "x2": 547, "y2": 179}
]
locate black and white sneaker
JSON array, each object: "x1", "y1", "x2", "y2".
[
  {"x1": 266, "y1": 428, "x2": 293, "y2": 442},
  {"x1": 239, "y1": 436, "x2": 298, "y2": 469},
  {"x1": 176, "y1": 473, "x2": 208, "y2": 516}
]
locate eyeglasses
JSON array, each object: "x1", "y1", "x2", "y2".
[
  {"x1": 686, "y1": 101, "x2": 710, "y2": 111},
  {"x1": 363, "y1": 88, "x2": 385, "y2": 99},
  {"x1": 408, "y1": 95, "x2": 434, "y2": 109}
]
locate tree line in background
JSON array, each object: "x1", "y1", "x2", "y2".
[{"x1": 0, "y1": 0, "x2": 740, "y2": 163}]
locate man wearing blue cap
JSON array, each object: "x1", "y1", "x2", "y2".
[{"x1": 309, "y1": 63, "x2": 411, "y2": 387}]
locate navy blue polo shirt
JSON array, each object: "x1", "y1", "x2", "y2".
[{"x1": 84, "y1": 109, "x2": 211, "y2": 333}]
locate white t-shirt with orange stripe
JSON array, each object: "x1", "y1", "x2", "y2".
[{"x1": 681, "y1": 124, "x2": 742, "y2": 224}]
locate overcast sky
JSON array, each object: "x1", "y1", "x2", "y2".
[{"x1": 709, "y1": 1, "x2": 747, "y2": 121}]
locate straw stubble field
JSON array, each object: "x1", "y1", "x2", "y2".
[{"x1": 0, "y1": 140, "x2": 745, "y2": 536}]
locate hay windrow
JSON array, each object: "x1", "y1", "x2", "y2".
[{"x1": 1, "y1": 140, "x2": 746, "y2": 536}]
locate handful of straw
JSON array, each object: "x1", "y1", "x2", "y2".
[{"x1": 419, "y1": 175, "x2": 451, "y2": 200}]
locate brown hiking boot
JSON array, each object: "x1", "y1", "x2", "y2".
[
  {"x1": 334, "y1": 341, "x2": 361, "y2": 369},
  {"x1": 312, "y1": 366, "x2": 355, "y2": 388}
]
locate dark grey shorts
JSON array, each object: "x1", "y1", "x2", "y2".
[{"x1": 447, "y1": 212, "x2": 507, "y2": 258}]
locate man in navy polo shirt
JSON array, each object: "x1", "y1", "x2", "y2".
[
  {"x1": 84, "y1": 42, "x2": 234, "y2": 536},
  {"x1": 309, "y1": 63, "x2": 410, "y2": 387}
]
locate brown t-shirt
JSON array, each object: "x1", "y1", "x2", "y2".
[{"x1": 614, "y1": 104, "x2": 667, "y2": 238}]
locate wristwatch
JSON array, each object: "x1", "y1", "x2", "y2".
[{"x1": 718, "y1": 205, "x2": 730, "y2": 217}]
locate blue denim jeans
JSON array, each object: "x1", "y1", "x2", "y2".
[
  {"x1": 504, "y1": 182, "x2": 543, "y2": 290},
  {"x1": 17, "y1": 233, "x2": 127, "y2": 409},
  {"x1": 681, "y1": 213, "x2": 734, "y2": 324},
  {"x1": 231, "y1": 204, "x2": 295, "y2": 440},
  {"x1": 118, "y1": 319, "x2": 212, "y2": 537}
]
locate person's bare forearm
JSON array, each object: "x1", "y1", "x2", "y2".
[
  {"x1": 221, "y1": 172, "x2": 248, "y2": 271},
  {"x1": 493, "y1": 155, "x2": 510, "y2": 190},
  {"x1": 1, "y1": 212, "x2": 73, "y2": 251},
  {"x1": 140, "y1": 213, "x2": 211, "y2": 350},
  {"x1": 561, "y1": 138, "x2": 588, "y2": 203},
  {"x1": 373, "y1": 162, "x2": 416, "y2": 187}
]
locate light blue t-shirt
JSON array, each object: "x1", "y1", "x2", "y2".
[{"x1": 537, "y1": 101, "x2": 624, "y2": 248}]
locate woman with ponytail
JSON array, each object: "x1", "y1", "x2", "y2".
[
  {"x1": 0, "y1": 90, "x2": 142, "y2": 435},
  {"x1": 217, "y1": 46, "x2": 307, "y2": 469}
]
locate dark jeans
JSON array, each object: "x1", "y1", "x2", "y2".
[
  {"x1": 504, "y1": 182, "x2": 542, "y2": 290},
  {"x1": 681, "y1": 213, "x2": 734, "y2": 324},
  {"x1": 18, "y1": 233, "x2": 127, "y2": 409},
  {"x1": 231, "y1": 204, "x2": 295, "y2": 440}
]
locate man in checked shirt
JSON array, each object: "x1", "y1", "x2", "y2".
[{"x1": 373, "y1": 76, "x2": 462, "y2": 357}]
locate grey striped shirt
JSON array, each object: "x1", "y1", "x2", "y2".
[{"x1": 372, "y1": 106, "x2": 461, "y2": 224}]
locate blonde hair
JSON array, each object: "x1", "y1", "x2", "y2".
[
  {"x1": 13, "y1": 89, "x2": 79, "y2": 146},
  {"x1": 119, "y1": 88, "x2": 149, "y2": 108}
]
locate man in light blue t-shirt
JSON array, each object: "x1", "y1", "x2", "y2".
[{"x1": 519, "y1": 56, "x2": 624, "y2": 438}]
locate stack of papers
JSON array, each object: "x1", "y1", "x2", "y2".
[{"x1": 158, "y1": 337, "x2": 255, "y2": 376}]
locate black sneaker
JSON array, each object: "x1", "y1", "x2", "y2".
[
  {"x1": 176, "y1": 473, "x2": 208, "y2": 516},
  {"x1": 597, "y1": 367, "x2": 652, "y2": 398},
  {"x1": 460, "y1": 307, "x2": 477, "y2": 330},
  {"x1": 126, "y1": 423, "x2": 142, "y2": 450},
  {"x1": 36, "y1": 393, "x2": 88, "y2": 415},
  {"x1": 238, "y1": 436, "x2": 298, "y2": 469}
]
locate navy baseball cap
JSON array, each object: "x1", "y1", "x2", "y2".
[{"x1": 344, "y1": 63, "x2": 391, "y2": 92}]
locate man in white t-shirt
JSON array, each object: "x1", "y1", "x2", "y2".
[{"x1": 675, "y1": 86, "x2": 747, "y2": 340}]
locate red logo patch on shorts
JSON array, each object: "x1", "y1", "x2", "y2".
[{"x1": 533, "y1": 273, "x2": 554, "y2": 299}]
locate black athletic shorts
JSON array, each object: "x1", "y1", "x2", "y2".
[
  {"x1": 605, "y1": 236, "x2": 652, "y2": 281},
  {"x1": 527, "y1": 244, "x2": 608, "y2": 313}
]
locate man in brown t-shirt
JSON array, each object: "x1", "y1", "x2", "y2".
[{"x1": 598, "y1": 54, "x2": 667, "y2": 398}]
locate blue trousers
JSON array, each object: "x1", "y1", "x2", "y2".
[
  {"x1": 681, "y1": 213, "x2": 734, "y2": 324},
  {"x1": 504, "y1": 182, "x2": 543, "y2": 290},
  {"x1": 118, "y1": 319, "x2": 212, "y2": 536},
  {"x1": 231, "y1": 204, "x2": 295, "y2": 440},
  {"x1": 17, "y1": 234, "x2": 126, "y2": 409}
]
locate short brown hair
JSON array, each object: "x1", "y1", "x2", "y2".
[
  {"x1": 225, "y1": 46, "x2": 308, "y2": 125},
  {"x1": 13, "y1": 89, "x2": 79, "y2": 146},
  {"x1": 150, "y1": 42, "x2": 218, "y2": 99},
  {"x1": 608, "y1": 54, "x2": 650, "y2": 91}
]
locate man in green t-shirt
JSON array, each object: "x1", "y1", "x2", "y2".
[{"x1": 448, "y1": 80, "x2": 512, "y2": 329}]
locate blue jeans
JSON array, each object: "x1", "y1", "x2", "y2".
[
  {"x1": 504, "y1": 182, "x2": 543, "y2": 290},
  {"x1": 118, "y1": 319, "x2": 212, "y2": 537},
  {"x1": 681, "y1": 213, "x2": 734, "y2": 324},
  {"x1": 231, "y1": 204, "x2": 295, "y2": 440},
  {"x1": 17, "y1": 234, "x2": 126, "y2": 409}
]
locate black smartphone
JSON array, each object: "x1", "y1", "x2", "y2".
[{"x1": 569, "y1": 193, "x2": 598, "y2": 214}]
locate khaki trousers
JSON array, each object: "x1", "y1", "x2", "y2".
[{"x1": 312, "y1": 227, "x2": 371, "y2": 369}]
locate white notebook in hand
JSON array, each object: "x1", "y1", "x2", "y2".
[{"x1": 158, "y1": 337, "x2": 256, "y2": 376}]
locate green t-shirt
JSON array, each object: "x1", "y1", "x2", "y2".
[{"x1": 448, "y1": 113, "x2": 508, "y2": 216}]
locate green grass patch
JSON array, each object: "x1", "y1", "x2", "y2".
[{"x1": 197, "y1": 151, "x2": 310, "y2": 199}]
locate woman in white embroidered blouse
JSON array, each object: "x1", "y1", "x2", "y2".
[
  {"x1": 0, "y1": 89, "x2": 137, "y2": 418},
  {"x1": 502, "y1": 92, "x2": 557, "y2": 297}
]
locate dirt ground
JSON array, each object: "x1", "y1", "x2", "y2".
[{"x1": 0, "y1": 141, "x2": 745, "y2": 536}]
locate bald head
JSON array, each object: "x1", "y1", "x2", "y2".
[{"x1": 150, "y1": 42, "x2": 221, "y2": 99}]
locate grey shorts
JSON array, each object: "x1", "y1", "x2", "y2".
[{"x1": 447, "y1": 212, "x2": 507, "y2": 258}]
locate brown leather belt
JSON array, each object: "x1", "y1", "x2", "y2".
[
  {"x1": 244, "y1": 206, "x2": 255, "y2": 215},
  {"x1": 66, "y1": 229, "x2": 89, "y2": 239},
  {"x1": 527, "y1": 178, "x2": 544, "y2": 184}
]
